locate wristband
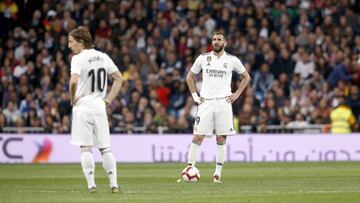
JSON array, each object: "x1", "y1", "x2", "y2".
[{"x1": 191, "y1": 92, "x2": 201, "y2": 104}]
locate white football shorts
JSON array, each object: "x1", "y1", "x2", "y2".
[
  {"x1": 70, "y1": 109, "x2": 110, "y2": 148},
  {"x1": 193, "y1": 97, "x2": 236, "y2": 136}
]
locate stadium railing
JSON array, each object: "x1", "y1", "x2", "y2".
[
  {"x1": 1, "y1": 125, "x2": 330, "y2": 134},
  {"x1": 2, "y1": 127, "x2": 45, "y2": 134},
  {"x1": 239, "y1": 124, "x2": 329, "y2": 134}
]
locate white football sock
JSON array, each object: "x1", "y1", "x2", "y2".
[
  {"x1": 81, "y1": 151, "x2": 96, "y2": 189},
  {"x1": 214, "y1": 144, "x2": 226, "y2": 177},
  {"x1": 101, "y1": 148, "x2": 118, "y2": 188},
  {"x1": 187, "y1": 142, "x2": 200, "y2": 167}
]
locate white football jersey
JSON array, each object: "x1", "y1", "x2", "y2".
[
  {"x1": 70, "y1": 49, "x2": 118, "y2": 113},
  {"x1": 190, "y1": 51, "x2": 246, "y2": 99}
]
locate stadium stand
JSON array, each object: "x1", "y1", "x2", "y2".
[{"x1": 0, "y1": 0, "x2": 359, "y2": 134}]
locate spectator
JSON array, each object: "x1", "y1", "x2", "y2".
[
  {"x1": 19, "y1": 92, "x2": 32, "y2": 118},
  {"x1": 177, "y1": 113, "x2": 191, "y2": 133},
  {"x1": 143, "y1": 109, "x2": 157, "y2": 133},
  {"x1": 13, "y1": 57, "x2": 27, "y2": 81},
  {"x1": 154, "y1": 103, "x2": 168, "y2": 127},
  {"x1": 137, "y1": 51, "x2": 159, "y2": 82},
  {"x1": 327, "y1": 57, "x2": 355, "y2": 88},
  {"x1": 15, "y1": 117, "x2": 25, "y2": 133},
  {"x1": 161, "y1": 51, "x2": 182, "y2": 74},
  {"x1": 168, "y1": 81, "x2": 187, "y2": 118},
  {"x1": 278, "y1": 48, "x2": 296, "y2": 76},
  {"x1": 330, "y1": 96, "x2": 356, "y2": 133},
  {"x1": 346, "y1": 85, "x2": 360, "y2": 119},
  {"x1": 26, "y1": 108, "x2": 37, "y2": 126},
  {"x1": 3, "y1": 101, "x2": 21, "y2": 126},
  {"x1": 294, "y1": 50, "x2": 315, "y2": 80},
  {"x1": 0, "y1": 113, "x2": 7, "y2": 131},
  {"x1": 252, "y1": 63, "x2": 274, "y2": 102},
  {"x1": 287, "y1": 113, "x2": 309, "y2": 128},
  {"x1": 263, "y1": 97, "x2": 279, "y2": 125},
  {"x1": 156, "y1": 77, "x2": 171, "y2": 108},
  {"x1": 96, "y1": 19, "x2": 112, "y2": 39},
  {"x1": 0, "y1": 0, "x2": 18, "y2": 38},
  {"x1": 238, "y1": 103, "x2": 254, "y2": 127}
]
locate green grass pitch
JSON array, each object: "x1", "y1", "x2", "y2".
[{"x1": 0, "y1": 162, "x2": 359, "y2": 203}]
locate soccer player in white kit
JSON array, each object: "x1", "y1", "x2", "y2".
[
  {"x1": 68, "y1": 27, "x2": 124, "y2": 193},
  {"x1": 185, "y1": 32, "x2": 250, "y2": 183}
]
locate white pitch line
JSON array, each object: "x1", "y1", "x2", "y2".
[
  {"x1": 123, "y1": 190, "x2": 360, "y2": 195},
  {"x1": 34, "y1": 189, "x2": 360, "y2": 195}
]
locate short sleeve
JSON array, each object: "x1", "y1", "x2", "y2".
[
  {"x1": 104, "y1": 53, "x2": 118, "y2": 74},
  {"x1": 190, "y1": 56, "x2": 202, "y2": 74},
  {"x1": 233, "y1": 57, "x2": 246, "y2": 74},
  {"x1": 70, "y1": 55, "x2": 81, "y2": 75}
]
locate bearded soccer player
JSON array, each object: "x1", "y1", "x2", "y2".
[
  {"x1": 185, "y1": 31, "x2": 251, "y2": 183},
  {"x1": 68, "y1": 26, "x2": 124, "y2": 193}
]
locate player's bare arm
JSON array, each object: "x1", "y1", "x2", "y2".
[
  {"x1": 104, "y1": 70, "x2": 124, "y2": 106},
  {"x1": 226, "y1": 70, "x2": 251, "y2": 103},
  {"x1": 186, "y1": 71, "x2": 203, "y2": 104},
  {"x1": 69, "y1": 73, "x2": 80, "y2": 106}
]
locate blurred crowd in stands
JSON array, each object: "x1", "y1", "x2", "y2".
[{"x1": 0, "y1": 0, "x2": 360, "y2": 134}]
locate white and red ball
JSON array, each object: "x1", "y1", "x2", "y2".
[{"x1": 181, "y1": 166, "x2": 200, "y2": 182}]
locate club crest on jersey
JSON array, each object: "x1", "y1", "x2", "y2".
[
  {"x1": 207, "y1": 56, "x2": 211, "y2": 65},
  {"x1": 223, "y1": 63, "x2": 228, "y2": 68}
]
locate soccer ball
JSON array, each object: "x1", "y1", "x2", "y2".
[{"x1": 181, "y1": 166, "x2": 200, "y2": 182}]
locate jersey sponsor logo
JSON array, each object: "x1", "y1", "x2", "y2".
[{"x1": 205, "y1": 69, "x2": 227, "y2": 78}]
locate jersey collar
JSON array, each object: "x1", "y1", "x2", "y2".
[{"x1": 212, "y1": 50, "x2": 226, "y2": 58}]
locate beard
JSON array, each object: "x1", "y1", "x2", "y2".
[{"x1": 213, "y1": 44, "x2": 224, "y2": 53}]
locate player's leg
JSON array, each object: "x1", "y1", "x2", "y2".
[
  {"x1": 99, "y1": 147, "x2": 119, "y2": 192},
  {"x1": 71, "y1": 110, "x2": 96, "y2": 191},
  {"x1": 187, "y1": 134, "x2": 205, "y2": 166},
  {"x1": 94, "y1": 114, "x2": 119, "y2": 193},
  {"x1": 80, "y1": 146, "x2": 96, "y2": 192},
  {"x1": 213, "y1": 99, "x2": 235, "y2": 182},
  {"x1": 188, "y1": 100, "x2": 214, "y2": 167},
  {"x1": 213, "y1": 135, "x2": 227, "y2": 182}
]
